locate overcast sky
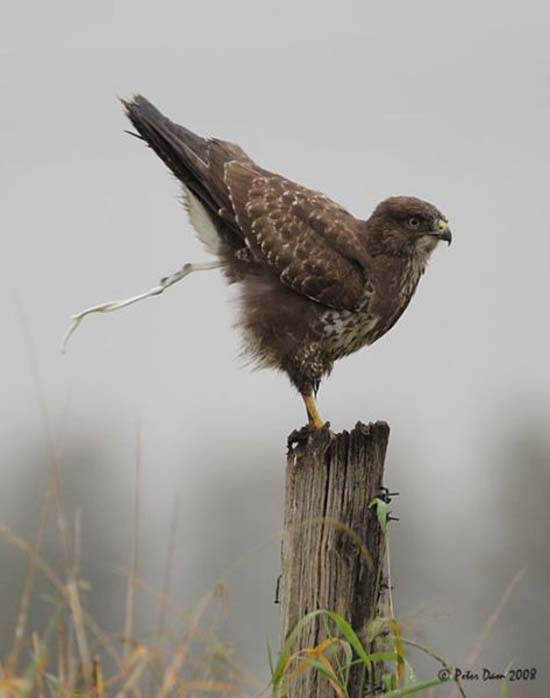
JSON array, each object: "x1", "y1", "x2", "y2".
[{"x1": 2, "y1": 2, "x2": 550, "y2": 695}]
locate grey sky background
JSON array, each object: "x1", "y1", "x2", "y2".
[{"x1": 1, "y1": 1, "x2": 550, "y2": 695}]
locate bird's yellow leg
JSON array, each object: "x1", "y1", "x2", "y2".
[{"x1": 302, "y1": 394, "x2": 325, "y2": 429}]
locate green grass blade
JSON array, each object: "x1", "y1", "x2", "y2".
[
  {"x1": 339, "y1": 640, "x2": 353, "y2": 688},
  {"x1": 367, "y1": 617, "x2": 387, "y2": 642},
  {"x1": 380, "y1": 677, "x2": 451, "y2": 696},
  {"x1": 266, "y1": 640, "x2": 275, "y2": 680},
  {"x1": 321, "y1": 611, "x2": 374, "y2": 670},
  {"x1": 16, "y1": 612, "x2": 59, "y2": 698},
  {"x1": 402, "y1": 658, "x2": 417, "y2": 687},
  {"x1": 305, "y1": 658, "x2": 348, "y2": 694},
  {"x1": 369, "y1": 498, "x2": 389, "y2": 533},
  {"x1": 499, "y1": 678, "x2": 510, "y2": 698},
  {"x1": 273, "y1": 609, "x2": 406, "y2": 695},
  {"x1": 272, "y1": 610, "x2": 324, "y2": 686}
]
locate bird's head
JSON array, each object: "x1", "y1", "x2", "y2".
[{"x1": 366, "y1": 196, "x2": 452, "y2": 257}]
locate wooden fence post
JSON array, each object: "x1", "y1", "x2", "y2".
[{"x1": 280, "y1": 421, "x2": 390, "y2": 697}]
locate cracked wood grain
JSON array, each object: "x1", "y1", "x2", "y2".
[{"x1": 281, "y1": 421, "x2": 390, "y2": 697}]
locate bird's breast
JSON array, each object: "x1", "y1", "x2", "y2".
[
  {"x1": 320, "y1": 287, "x2": 380, "y2": 360},
  {"x1": 318, "y1": 261, "x2": 422, "y2": 360}
]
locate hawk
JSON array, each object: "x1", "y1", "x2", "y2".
[{"x1": 123, "y1": 96, "x2": 451, "y2": 428}]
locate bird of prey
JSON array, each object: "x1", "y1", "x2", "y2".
[{"x1": 122, "y1": 96, "x2": 451, "y2": 428}]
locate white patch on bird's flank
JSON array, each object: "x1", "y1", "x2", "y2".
[{"x1": 183, "y1": 186, "x2": 222, "y2": 255}]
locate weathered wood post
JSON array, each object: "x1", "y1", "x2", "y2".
[{"x1": 280, "y1": 421, "x2": 390, "y2": 697}]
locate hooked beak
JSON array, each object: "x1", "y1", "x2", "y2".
[
  {"x1": 435, "y1": 218, "x2": 452, "y2": 245},
  {"x1": 423, "y1": 218, "x2": 452, "y2": 246}
]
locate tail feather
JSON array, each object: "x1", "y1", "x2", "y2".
[
  {"x1": 122, "y1": 95, "x2": 255, "y2": 259},
  {"x1": 122, "y1": 95, "x2": 218, "y2": 214}
]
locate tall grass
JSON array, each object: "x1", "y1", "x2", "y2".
[
  {"x1": 0, "y1": 510, "x2": 260, "y2": 697},
  {"x1": 2, "y1": 306, "x2": 257, "y2": 696}
]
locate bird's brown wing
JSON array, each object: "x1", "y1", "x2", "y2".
[
  {"x1": 223, "y1": 161, "x2": 369, "y2": 310},
  {"x1": 123, "y1": 96, "x2": 368, "y2": 309}
]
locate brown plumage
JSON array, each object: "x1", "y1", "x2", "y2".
[{"x1": 123, "y1": 95, "x2": 452, "y2": 428}]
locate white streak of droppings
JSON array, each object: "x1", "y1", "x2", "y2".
[{"x1": 61, "y1": 260, "x2": 222, "y2": 353}]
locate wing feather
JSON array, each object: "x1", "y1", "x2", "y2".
[{"x1": 224, "y1": 161, "x2": 368, "y2": 309}]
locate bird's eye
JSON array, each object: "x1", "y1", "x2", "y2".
[{"x1": 408, "y1": 216, "x2": 421, "y2": 229}]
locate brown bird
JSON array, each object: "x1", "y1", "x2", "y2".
[{"x1": 123, "y1": 96, "x2": 451, "y2": 428}]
